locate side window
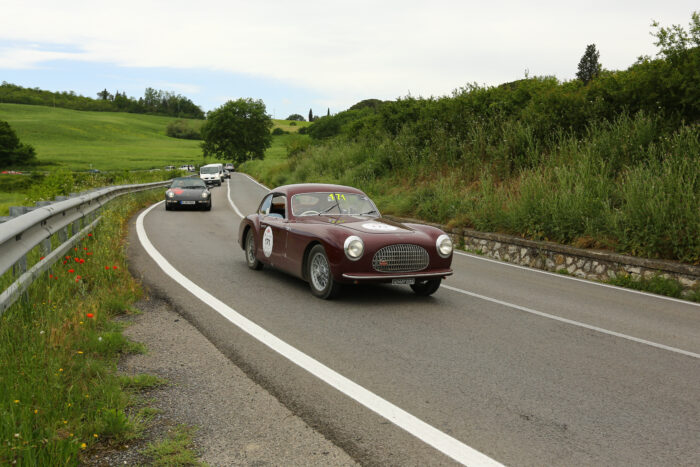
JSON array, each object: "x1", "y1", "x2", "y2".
[
  {"x1": 258, "y1": 194, "x2": 273, "y2": 215},
  {"x1": 269, "y1": 195, "x2": 286, "y2": 219}
]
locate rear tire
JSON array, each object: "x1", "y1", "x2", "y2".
[
  {"x1": 410, "y1": 278, "x2": 441, "y2": 296},
  {"x1": 245, "y1": 230, "x2": 263, "y2": 270},
  {"x1": 307, "y1": 245, "x2": 341, "y2": 299}
]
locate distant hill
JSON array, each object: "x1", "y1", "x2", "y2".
[{"x1": 0, "y1": 103, "x2": 205, "y2": 170}]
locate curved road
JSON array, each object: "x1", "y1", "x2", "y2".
[{"x1": 128, "y1": 172, "x2": 700, "y2": 466}]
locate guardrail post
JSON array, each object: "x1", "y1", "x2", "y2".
[{"x1": 9, "y1": 207, "x2": 29, "y2": 301}]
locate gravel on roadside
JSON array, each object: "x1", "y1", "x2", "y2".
[{"x1": 86, "y1": 295, "x2": 358, "y2": 466}]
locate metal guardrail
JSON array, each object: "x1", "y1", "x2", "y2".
[{"x1": 0, "y1": 180, "x2": 170, "y2": 316}]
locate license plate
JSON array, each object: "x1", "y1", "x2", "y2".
[
  {"x1": 181, "y1": 201, "x2": 195, "y2": 205},
  {"x1": 392, "y1": 278, "x2": 415, "y2": 285}
]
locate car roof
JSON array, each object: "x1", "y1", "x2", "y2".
[
  {"x1": 201, "y1": 163, "x2": 222, "y2": 168},
  {"x1": 271, "y1": 183, "x2": 367, "y2": 197}
]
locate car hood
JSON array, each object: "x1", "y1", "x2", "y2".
[{"x1": 305, "y1": 216, "x2": 416, "y2": 234}]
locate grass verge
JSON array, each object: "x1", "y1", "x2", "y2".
[{"x1": 0, "y1": 188, "x2": 199, "y2": 464}]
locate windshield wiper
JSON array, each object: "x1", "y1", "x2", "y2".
[
  {"x1": 360, "y1": 209, "x2": 377, "y2": 215},
  {"x1": 318, "y1": 201, "x2": 340, "y2": 215}
]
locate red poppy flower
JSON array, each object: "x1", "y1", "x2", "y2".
[
  {"x1": 87, "y1": 252, "x2": 92, "y2": 256},
  {"x1": 112, "y1": 266, "x2": 118, "y2": 270},
  {"x1": 86, "y1": 313, "x2": 93, "y2": 318},
  {"x1": 83, "y1": 247, "x2": 88, "y2": 250},
  {"x1": 87, "y1": 233, "x2": 93, "y2": 237},
  {"x1": 63, "y1": 261, "x2": 67, "y2": 265},
  {"x1": 105, "y1": 266, "x2": 110, "y2": 270},
  {"x1": 79, "y1": 259, "x2": 85, "y2": 264},
  {"x1": 68, "y1": 269, "x2": 74, "y2": 273},
  {"x1": 49, "y1": 274, "x2": 53, "y2": 279},
  {"x1": 74, "y1": 247, "x2": 77, "y2": 252},
  {"x1": 76, "y1": 275, "x2": 82, "y2": 280},
  {"x1": 40, "y1": 256, "x2": 45, "y2": 260}
]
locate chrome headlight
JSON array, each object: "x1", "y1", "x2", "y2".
[
  {"x1": 166, "y1": 190, "x2": 175, "y2": 198},
  {"x1": 344, "y1": 236, "x2": 364, "y2": 261},
  {"x1": 436, "y1": 234, "x2": 453, "y2": 258},
  {"x1": 201, "y1": 191, "x2": 210, "y2": 198}
]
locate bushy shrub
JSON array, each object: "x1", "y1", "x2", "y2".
[
  {"x1": 271, "y1": 127, "x2": 286, "y2": 135},
  {"x1": 165, "y1": 119, "x2": 201, "y2": 140}
]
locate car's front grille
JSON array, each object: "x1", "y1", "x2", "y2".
[{"x1": 372, "y1": 244, "x2": 429, "y2": 273}]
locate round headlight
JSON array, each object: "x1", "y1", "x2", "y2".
[
  {"x1": 167, "y1": 190, "x2": 174, "y2": 198},
  {"x1": 436, "y1": 234, "x2": 453, "y2": 258},
  {"x1": 201, "y1": 191, "x2": 210, "y2": 198},
  {"x1": 344, "y1": 236, "x2": 364, "y2": 260}
]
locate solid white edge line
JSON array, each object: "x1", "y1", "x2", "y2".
[
  {"x1": 442, "y1": 284, "x2": 700, "y2": 359},
  {"x1": 136, "y1": 201, "x2": 501, "y2": 467},
  {"x1": 454, "y1": 250, "x2": 700, "y2": 308},
  {"x1": 226, "y1": 178, "x2": 245, "y2": 218}
]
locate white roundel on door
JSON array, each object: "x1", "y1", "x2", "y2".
[
  {"x1": 362, "y1": 222, "x2": 397, "y2": 231},
  {"x1": 262, "y1": 226, "x2": 273, "y2": 257}
]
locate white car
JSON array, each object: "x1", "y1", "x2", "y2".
[{"x1": 199, "y1": 163, "x2": 224, "y2": 186}]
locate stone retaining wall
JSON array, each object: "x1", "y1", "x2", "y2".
[{"x1": 385, "y1": 216, "x2": 700, "y2": 298}]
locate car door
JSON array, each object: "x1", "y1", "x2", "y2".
[{"x1": 259, "y1": 194, "x2": 289, "y2": 269}]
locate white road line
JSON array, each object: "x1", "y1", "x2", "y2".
[
  {"x1": 136, "y1": 202, "x2": 501, "y2": 467},
  {"x1": 442, "y1": 284, "x2": 700, "y2": 359},
  {"x1": 226, "y1": 179, "x2": 245, "y2": 218},
  {"x1": 453, "y1": 250, "x2": 700, "y2": 307}
]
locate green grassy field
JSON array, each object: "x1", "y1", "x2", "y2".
[{"x1": 0, "y1": 103, "x2": 309, "y2": 171}]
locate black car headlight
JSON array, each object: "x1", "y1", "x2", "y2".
[
  {"x1": 436, "y1": 234, "x2": 453, "y2": 258},
  {"x1": 344, "y1": 236, "x2": 364, "y2": 261}
]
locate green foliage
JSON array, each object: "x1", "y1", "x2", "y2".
[
  {"x1": 142, "y1": 425, "x2": 203, "y2": 466},
  {"x1": 576, "y1": 44, "x2": 601, "y2": 84},
  {"x1": 0, "y1": 120, "x2": 37, "y2": 168},
  {"x1": 607, "y1": 274, "x2": 692, "y2": 300},
  {"x1": 200, "y1": 98, "x2": 273, "y2": 165},
  {"x1": 271, "y1": 127, "x2": 287, "y2": 135},
  {"x1": 0, "y1": 82, "x2": 204, "y2": 119},
  {"x1": 286, "y1": 113, "x2": 305, "y2": 121},
  {"x1": 166, "y1": 119, "x2": 201, "y2": 140},
  {"x1": 651, "y1": 11, "x2": 700, "y2": 58}
]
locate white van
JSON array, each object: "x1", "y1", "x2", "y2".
[{"x1": 200, "y1": 163, "x2": 224, "y2": 186}]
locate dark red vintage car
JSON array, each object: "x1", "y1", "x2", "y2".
[{"x1": 238, "y1": 183, "x2": 453, "y2": 299}]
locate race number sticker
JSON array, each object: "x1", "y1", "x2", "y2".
[
  {"x1": 362, "y1": 222, "x2": 397, "y2": 231},
  {"x1": 262, "y1": 226, "x2": 273, "y2": 257}
]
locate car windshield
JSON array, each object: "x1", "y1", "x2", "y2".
[
  {"x1": 171, "y1": 178, "x2": 205, "y2": 189},
  {"x1": 291, "y1": 192, "x2": 379, "y2": 217},
  {"x1": 200, "y1": 167, "x2": 219, "y2": 174}
]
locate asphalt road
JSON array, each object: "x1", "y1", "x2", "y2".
[{"x1": 128, "y1": 172, "x2": 700, "y2": 466}]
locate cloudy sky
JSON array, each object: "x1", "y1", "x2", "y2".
[{"x1": 0, "y1": 1, "x2": 696, "y2": 118}]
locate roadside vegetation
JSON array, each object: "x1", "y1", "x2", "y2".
[
  {"x1": 242, "y1": 13, "x2": 700, "y2": 265},
  {"x1": 0, "y1": 168, "x2": 183, "y2": 216},
  {"x1": 0, "y1": 187, "x2": 200, "y2": 465}
]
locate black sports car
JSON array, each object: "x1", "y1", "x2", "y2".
[{"x1": 165, "y1": 177, "x2": 212, "y2": 211}]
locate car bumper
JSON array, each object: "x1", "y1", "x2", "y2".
[{"x1": 340, "y1": 269, "x2": 452, "y2": 283}]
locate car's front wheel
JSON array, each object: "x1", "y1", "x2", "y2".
[
  {"x1": 245, "y1": 230, "x2": 263, "y2": 270},
  {"x1": 410, "y1": 278, "x2": 441, "y2": 296},
  {"x1": 307, "y1": 245, "x2": 341, "y2": 299}
]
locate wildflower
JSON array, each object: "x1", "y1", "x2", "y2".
[
  {"x1": 86, "y1": 313, "x2": 93, "y2": 319},
  {"x1": 113, "y1": 266, "x2": 118, "y2": 269},
  {"x1": 74, "y1": 247, "x2": 77, "y2": 252},
  {"x1": 14, "y1": 400, "x2": 19, "y2": 404},
  {"x1": 40, "y1": 330, "x2": 44, "y2": 335},
  {"x1": 88, "y1": 233, "x2": 93, "y2": 237},
  {"x1": 79, "y1": 259, "x2": 85, "y2": 264},
  {"x1": 34, "y1": 409, "x2": 38, "y2": 414},
  {"x1": 49, "y1": 274, "x2": 53, "y2": 279},
  {"x1": 63, "y1": 261, "x2": 67, "y2": 265},
  {"x1": 87, "y1": 252, "x2": 92, "y2": 256},
  {"x1": 65, "y1": 255, "x2": 70, "y2": 259},
  {"x1": 83, "y1": 247, "x2": 88, "y2": 251},
  {"x1": 80, "y1": 321, "x2": 83, "y2": 324},
  {"x1": 76, "y1": 275, "x2": 82, "y2": 281},
  {"x1": 40, "y1": 256, "x2": 45, "y2": 260},
  {"x1": 93, "y1": 434, "x2": 98, "y2": 438},
  {"x1": 85, "y1": 394, "x2": 89, "y2": 398},
  {"x1": 77, "y1": 351, "x2": 83, "y2": 354},
  {"x1": 63, "y1": 420, "x2": 67, "y2": 424},
  {"x1": 80, "y1": 443, "x2": 86, "y2": 449},
  {"x1": 68, "y1": 269, "x2": 74, "y2": 273},
  {"x1": 59, "y1": 368, "x2": 63, "y2": 372},
  {"x1": 105, "y1": 266, "x2": 110, "y2": 270},
  {"x1": 14, "y1": 433, "x2": 19, "y2": 438}
]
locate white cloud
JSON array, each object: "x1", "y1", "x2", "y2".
[{"x1": 1, "y1": 0, "x2": 697, "y2": 109}]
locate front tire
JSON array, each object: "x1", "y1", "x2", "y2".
[
  {"x1": 410, "y1": 278, "x2": 441, "y2": 296},
  {"x1": 165, "y1": 203, "x2": 172, "y2": 211},
  {"x1": 307, "y1": 245, "x2": 341, "y2": 299},
  {"x1": 245, "y1": 229, "x2": 263, "y2": 270}
]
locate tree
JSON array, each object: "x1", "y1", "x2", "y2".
[
  {"x1": 0, "y1": 120, "x2": 37, "y2": 167},
  {"x1": 200, "y1": 98, "x2": 273, "y2": 164},
  {"x1": 286, "y1": 113, "x2": 305, "y2": 121},
  {"x1": 576, "y1": 44, "x2": 601, "y2": 85},
  {"x1": 327, "y1": 108, "x2": 330, "y2": 117},
  {"x1": 651, "y1": 11, "x2": 700, "y2": 58},
  {"x1": 97, "y1": 88, "x2": 112, "y2": 100},
  {"x1": 308, "y1": 108, "x2": 314, "y2": 122}
]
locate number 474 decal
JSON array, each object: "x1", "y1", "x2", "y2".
[{"x1": 327, "y1": 193, "x2": 346, "y2": 201}]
